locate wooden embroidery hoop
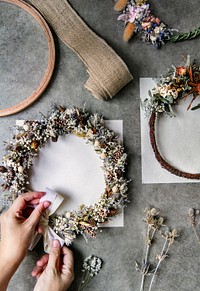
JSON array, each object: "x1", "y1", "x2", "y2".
[{"x1": 0, "y1": 0, "x2": 55, "y2": 117}]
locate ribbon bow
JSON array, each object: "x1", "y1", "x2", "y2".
[{"x1": 29, "y1": 188, "x2": 65, "y2": 253}]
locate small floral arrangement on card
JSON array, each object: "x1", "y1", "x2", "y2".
[{"x1": 143, "y1": 56, "x2": 200, "y2": 115}]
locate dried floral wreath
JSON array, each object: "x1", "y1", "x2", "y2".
[
  {"x1": 0, "y1": 106, "x2": 128, "y2": 244},
  {"x1": 114, "y1": 0, "x2": 200, "y2": 48},
  {"x1": 143, "y1": 56, "x2": 200, "y2": 179}
]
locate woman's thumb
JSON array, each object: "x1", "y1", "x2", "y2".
[
  {"x1": 27, "y1": 201, "x2": 51, "y2": 227},
  {"x1": 48, "y1": 240, "x2": 61, "y2": 269}
]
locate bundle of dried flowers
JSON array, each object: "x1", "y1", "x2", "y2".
[
  {"x1": 142, "y1": 56, "x2": 200, "y2": 180},
  {"x1": 115, "y1": 0, "x2": 200, "y2": 48},
  {"x1": 78, "y1": 255, "x2": 103, "y2": 290},
  {"x1": 0, "y1": 106, "x2": 128, "y2": 245},
  {"x1": 115, "y1": 0, "x2": 173, "y2": 46},
  {"x1": 135, "y1": 207, "x2": 179, "y2": 291}
]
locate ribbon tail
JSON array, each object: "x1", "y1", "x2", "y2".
[
  {"x1": 29, "y1": 232, "x2": 43, "y2": 251},
  {"x1": 43, "y1": 226, "x2": 65, "y2": 253}
]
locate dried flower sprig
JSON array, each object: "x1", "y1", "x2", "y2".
[
  {"x1": 78, "y1": 255, "x2": 103, "y2": 291},
  {"x1": 143, "y1": 55, "x2": 200, "y2": 116},
  {"x1": 115, "y1": 0, "x2": 173, "y2": 47},
  {"x1": 0, "y1": 106, "x2": 128, "y2": 244},
  {"x1": 188, "y1": 208, "x2": 200, "y2": 244},
  {"x1": 136, "y1": 207, "x2": 179, "y2": 291},
  {"x1": 136, "y1": 208, "x2": 164, "y2": 291},
  {"x1": 148, "y1": 229, "x2": 179, "y2": 291},
  {"x1": 115, "y1": 1, "x2": 200, "y2": 48}
]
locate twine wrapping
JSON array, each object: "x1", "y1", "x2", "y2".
[
  {"x1": 169, "y1": 27, "x2": 200, "y2": 43},
  {"x1": 149, "y1": 112, "x2": 200, "y2": 180},
  {"x1": 29, "y1": 188, "x2": 65, "y2": 253},
  {"x1": 28, "y1": 0, "x2": 133, "y2": 100}
]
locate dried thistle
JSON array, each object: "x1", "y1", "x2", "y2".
[
  {"x1": 188, "y1": 208, "x2": 200, "y2": 244},
  {"x1": 136, "y1": 207, "x2": 179, "y2": 291},
  {"x1": 136, "y1": 207, "x2": 164, "y2": 291},
  {"x1": 148, "y1": 229, "x2": 179, "y2": 291}
]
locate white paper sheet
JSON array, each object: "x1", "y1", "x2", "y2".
[
  {"x1": 140, "y1": 78, "x2": 200, "y2": 184},
  {"x1": 28, "y1": 120, "x2": 124, "y2": 227}
]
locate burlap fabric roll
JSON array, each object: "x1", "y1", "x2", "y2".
[{"x1": 29, "y1": 0, "x2": 133, "y2": 100}]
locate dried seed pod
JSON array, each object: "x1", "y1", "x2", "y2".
[
  {"x1": 123, "y1": 22, "x2": 135, "y2": 42},
  {"x1": 106, "y1": 186, "x2": 113, "y2": 197},
  {"x1": 100, "y1": 143, "x2": 106, "y2": 149},
  {"x1": 189, "y1": 208, "x2": 195, "y2": 216},
  {"x1": 195, "y1": 209, "x2": 200, "y2": 215},
  {"x1": 188, "y1": 208, "x2": 195, "y2": 226},
  {"x1": 108, "y1": 209, "x2": 118, "y2": 217},
  {"x1": 114, "y1": 0, "x2": 128, "y2": 11},
  {"x1": 116, "y1": 169, "x2": 122, "y2": 178},
  {"x1": 15, "y1": 145, "x2": 22, "y2": 152},
  {"x1": 0, "y1": 166, "x2": 8, "y2": 173},
  {"x1": 52, "y1": 136, "x2": 58, "y2": 142},
  {"x1": 88, "y1": 219, "x2": 97, "y2": 227}
]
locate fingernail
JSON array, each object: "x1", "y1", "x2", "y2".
[
  {"x1": 53, "y1": 239, "x2": 60, "y2": 248},
  {"x1": 44, "y1": 201, "x2": 51, "y2": 208}
]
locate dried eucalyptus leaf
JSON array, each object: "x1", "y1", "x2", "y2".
[
  {"x1": 191, "y1": 103, "x2": 200, "y2": 110},
  {"x1": 135, "y1": 261, "x2": 141, "y2": 272}
]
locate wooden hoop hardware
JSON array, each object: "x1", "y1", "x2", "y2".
[
  {"x1": 149, "y1": 112, "x2": 200, "y2": 180},
  {"x1": 0, "y1": 0, "x2": 55, "y2": 117}
]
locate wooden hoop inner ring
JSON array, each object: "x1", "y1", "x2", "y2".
[
  {"x1": 0, "y1": 0, "x2": 55, "y2": 117},
  {"x1": 149, "y1": 112, "x2": 200, "y2": 180}
]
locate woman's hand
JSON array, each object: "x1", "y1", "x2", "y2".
[
  {"x1": 0, "y1": 191, "x2": 51, "y2": 290},
  {"x1": 0, "y1": 191, "x2": 51, "y2": 264},
  {"x1": 32, "y1": 240, "x2": 74, "y2": 291}
]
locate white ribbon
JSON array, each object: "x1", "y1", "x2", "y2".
[{"x1": 29, "y1": 188, "x2": 65, "y2": 253}]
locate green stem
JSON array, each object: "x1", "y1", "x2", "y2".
[
  {"x1": 148, "y1": 239, "x2": 168, "y2": 291},
  {"x1": 169, "y1": 27, "x2": 200, "y2": 43}
]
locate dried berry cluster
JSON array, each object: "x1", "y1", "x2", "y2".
[{"x1": 0, "y1": 106, "x2": 128, "y2": 244}]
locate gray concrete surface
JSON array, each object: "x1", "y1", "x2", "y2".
[{"x1": 0, "y1": 0, "x2": 200, "y2": 290}]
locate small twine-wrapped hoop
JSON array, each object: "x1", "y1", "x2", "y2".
[
  {"x1": 0, "y1": 0, "x2": 55, "y2": 117},
  {"x1": 149, "y1": 112, "x2": 200, "y2": 180}
]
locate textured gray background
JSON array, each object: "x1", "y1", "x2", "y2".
[{"x1": 0, "y1": 0, "x2": 200, "y2": 290}]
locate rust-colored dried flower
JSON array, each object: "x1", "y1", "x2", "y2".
[{"x1": 31, "y1": 140, "x2": 39, "y2": 150}]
